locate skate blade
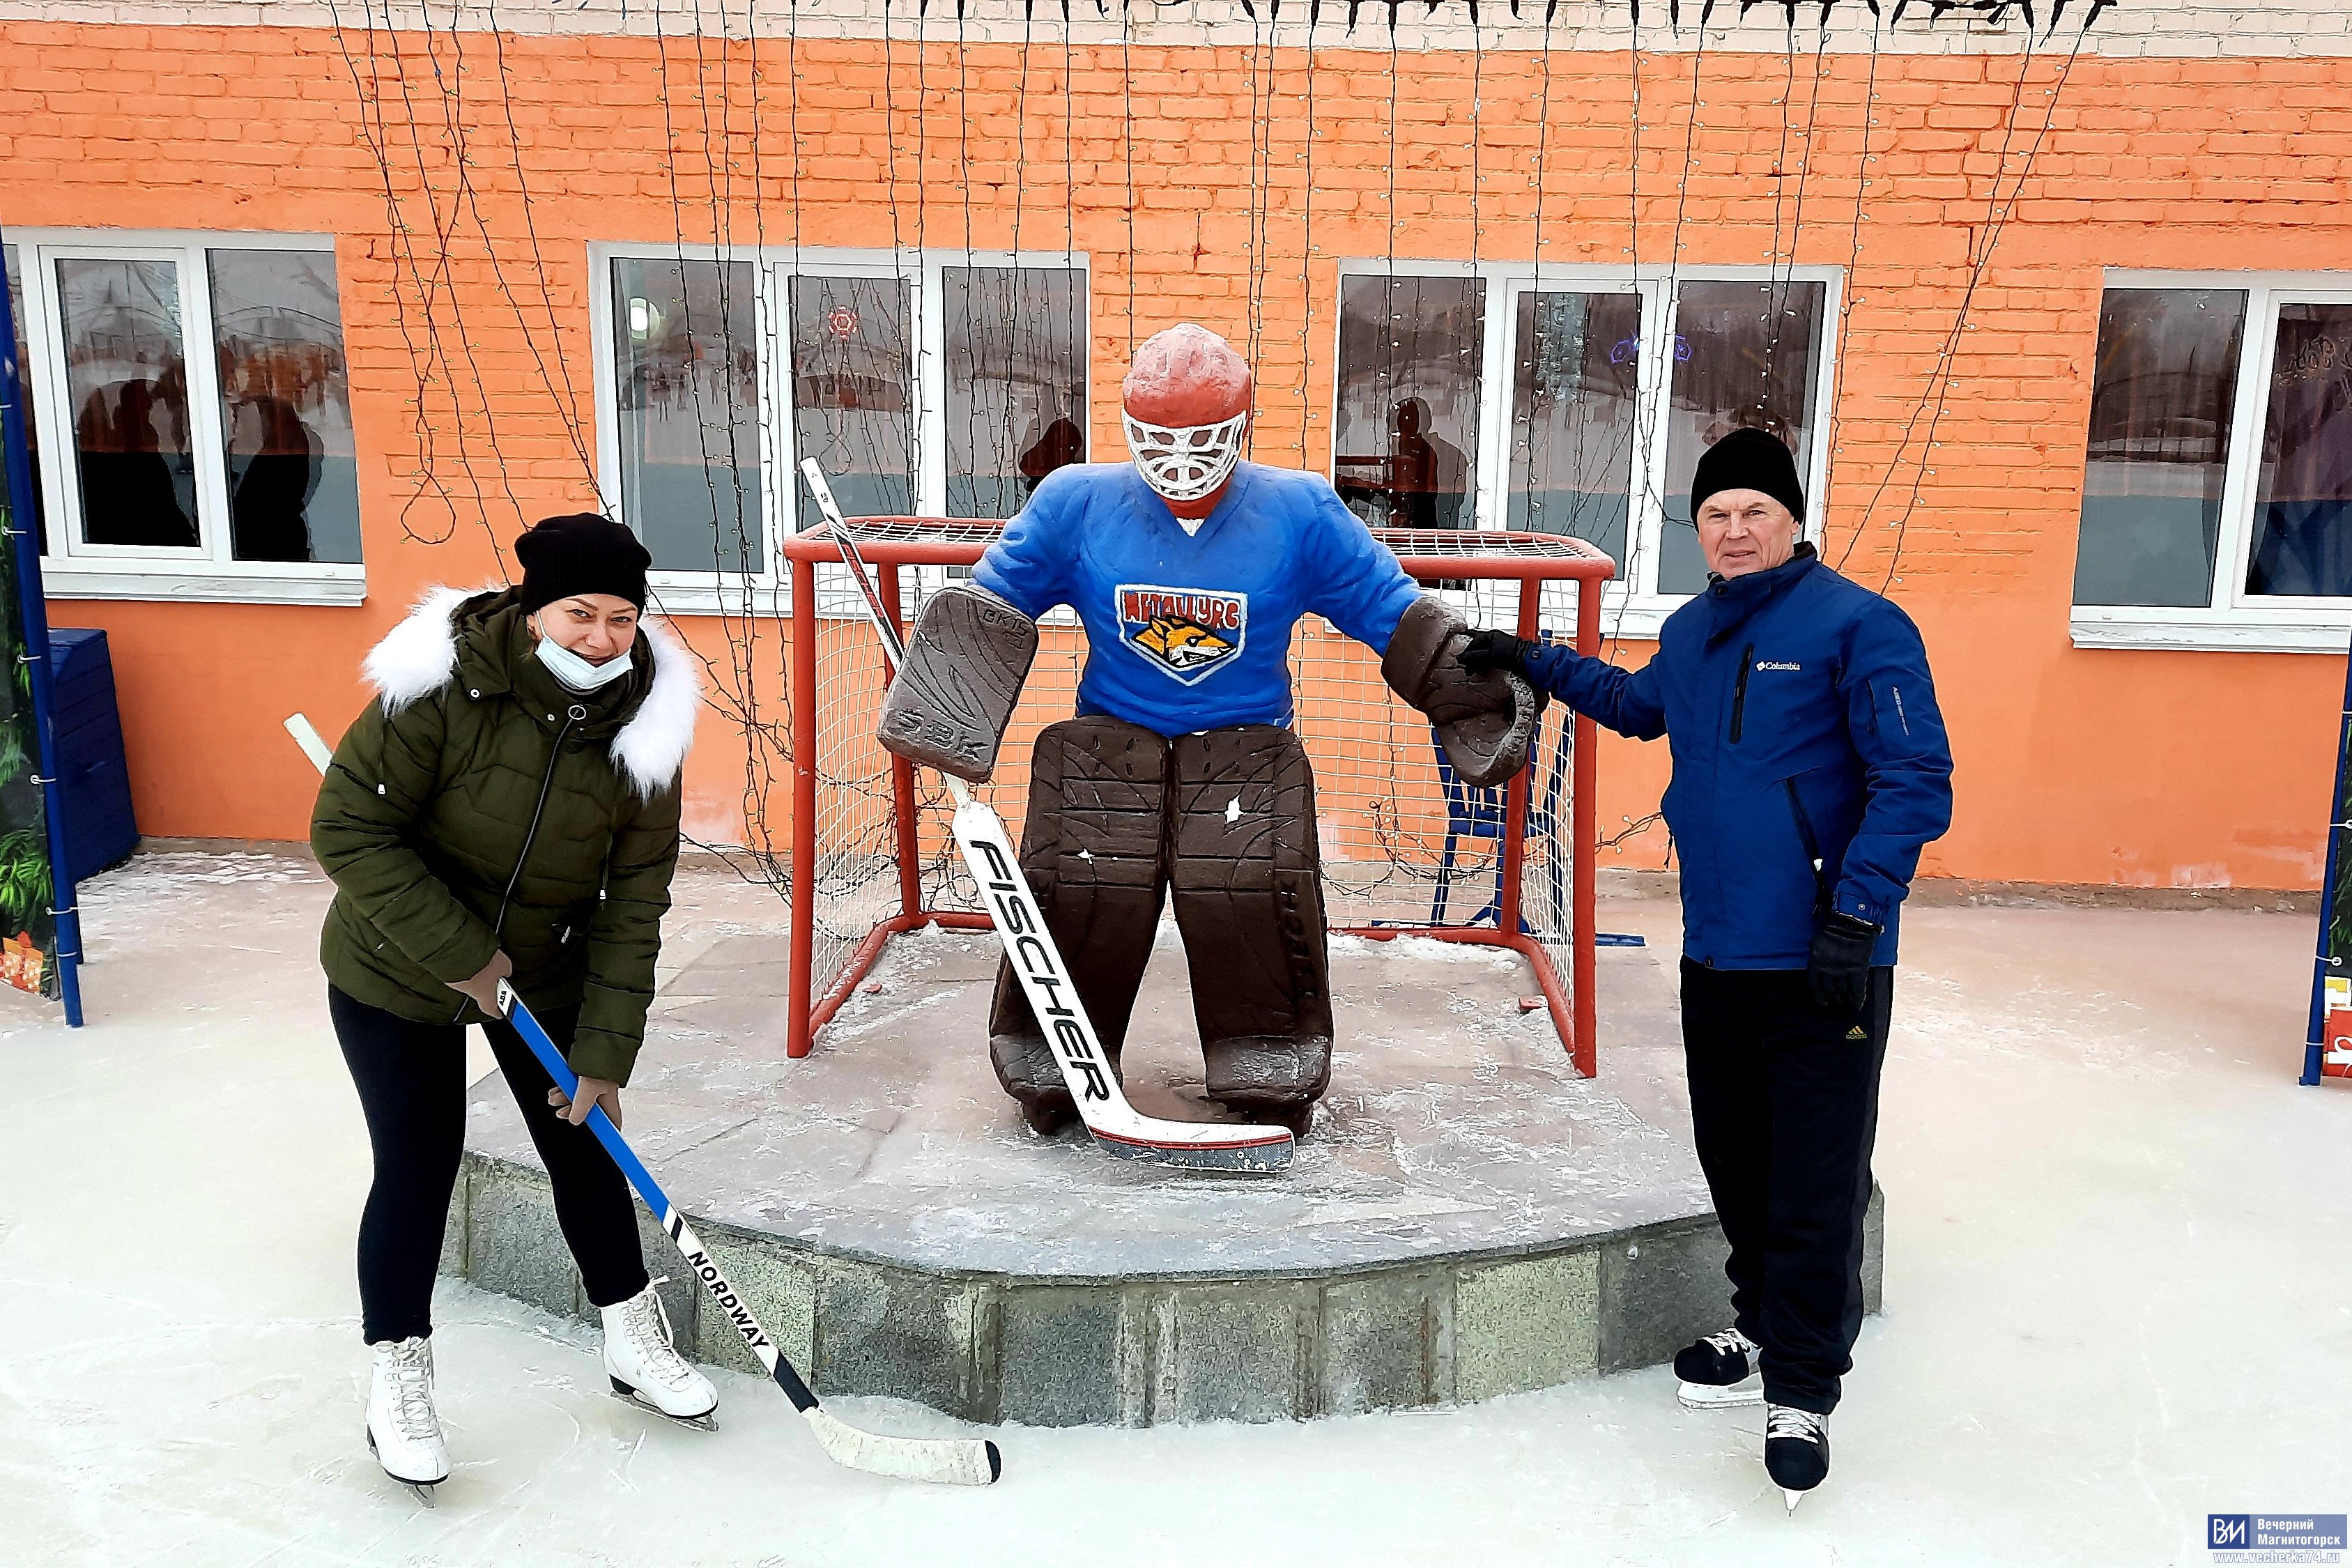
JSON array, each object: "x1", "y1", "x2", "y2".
[
  {"x1": 367, "y1": 1430, "x2": 446, "y2": 1505},
  {"x1": 608, "y1": 1378, "x2": 719, "y2": 1431},
  {"x1": 1676, "y1": 1379, "x2": 1763, "y2": 1409}
]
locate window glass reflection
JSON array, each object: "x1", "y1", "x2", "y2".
[
  {"x1": 943, "y1": 268, "x2": 1086, "y2": 520},
  {"x1": 2245, "y1": 302, "x2": 2352, "y2": 598},
  {"x1": 1507, "y1": 290, "x2": 1642, "y2": 564},
  {"x1": 2072, "y1": 289, "x2": 2243, "y2": 608},
  {"x1": 59, "y1": 257, "x2": 199, "y2": 549},
  {"x1": 790, "y1": 275, "x2": 915, "y2": 529},
  {"x1": 1334, "y1": 275, "x2": 1483, "y2": 530},
  {"x1": 209, "y1": 249, "x2": 361, "y2": 564},
  {"x1": 1658, "y1": 280, "x2": 1824, "y2": 594},
  {"x1": 612, "y1": 257, "x2": 762, "y2": 574}
]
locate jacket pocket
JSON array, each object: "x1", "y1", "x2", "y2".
[
  {"x1": 1785, "y1": 777, "x2": 1830, "y2": 917},
  {"x1": 558, "y1": 898, "x2": 597, "y2": 949}
]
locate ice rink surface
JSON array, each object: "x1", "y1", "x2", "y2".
[{"x1": 2, "y1": 851, "x2": 2346, "y2": 1567}]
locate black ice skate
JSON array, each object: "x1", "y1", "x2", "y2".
[
  {"x1": 1764, "y1": 1404, "x2": 1830, "y2": 1511},
  {"x1": 1673, "y1": 1328, "x2": 1762, "y2": 1408}
]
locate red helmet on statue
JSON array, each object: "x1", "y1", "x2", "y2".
[{"x1": 1121, "y1": 324, "x2": 1252, "y2": 523}]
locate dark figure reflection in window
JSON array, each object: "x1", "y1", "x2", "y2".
[
  {"x1": 1702, "y1": 411, "x2": 1794, "y2": 449},
  {"x1": 75, "y1": 377, "x2": 198, "y2": 548},
  {"x1": 227, "y1": 393, "x2": 323, "y2": 562},
  {"x1": 1391, "y1": 398, "x2": 1470, "y2": 530},
  {"x1": 1019, "y1": 415, "x2": 1086, "y2": 500},
  {"x1": 2244, "y1": 323, "x2": 2352, "y2": 598}
]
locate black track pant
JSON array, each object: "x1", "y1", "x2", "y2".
[
  {"x1": 1680, "y1": 960, "x2": 1892, "y2": 1415},
  {"x1": 330, "y1": 986, "x2": 648, "y2": 1344}
]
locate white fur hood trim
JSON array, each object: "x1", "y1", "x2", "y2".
[
  {"x1": 363, "y1": 585, "x2": 485, "y2": 714},
  {"x1": 610, "y1": 614, "x2": 702, "y2": 797},
  {"x1": 363, "y1": 585, "x2": 701, "y2": 798}
]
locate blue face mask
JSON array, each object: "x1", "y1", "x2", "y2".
[{"x1": 533, "y1": 625, "x2": 638, "y2": 693}]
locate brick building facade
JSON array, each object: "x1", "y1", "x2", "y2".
[{"x1": 2, "y1": 0, "x2": 2347, "y2": 892}]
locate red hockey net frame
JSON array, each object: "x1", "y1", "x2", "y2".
[{"x1": 784, "y1": 517, "x2": 1615, "y2": 1077}]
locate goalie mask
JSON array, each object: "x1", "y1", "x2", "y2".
[
  {"x1": 1122, "y1": 408, "x2": 1248, "y2": 505},
  {"x1": 1122, "y1": 324, "x2": 1253, "y2": 523}
]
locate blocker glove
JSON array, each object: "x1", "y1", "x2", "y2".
[
  {"x1": 1806, "y1": 911, "x2": 1882, "y2": 1017},
  {"x1": 1458, "y1": 629, "x2": 1540, "y2": 679}
]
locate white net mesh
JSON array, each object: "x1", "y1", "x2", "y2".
[{"x1": 792, "y1": 521, "x2": 1601, "y2": 1059}]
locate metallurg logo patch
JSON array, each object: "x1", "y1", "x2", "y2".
[{"x1": 1116, "y1": 583, "x2": 1248, "y2": 684}]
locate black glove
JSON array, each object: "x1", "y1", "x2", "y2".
[
  {"x1": 1458, "y1": 629, "x2": 1537, "y2": 678},
  {"x1": 1806, "y1": 910, "x2": 1882, "y2": 1017}
]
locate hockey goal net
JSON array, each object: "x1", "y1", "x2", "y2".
[{"x1": 783, "y1": 517, "x2": 1615, "y2": 1076}]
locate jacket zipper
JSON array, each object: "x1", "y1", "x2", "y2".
[
  {"x1": 459, "y1": 702, "x2": 585, "y2": 1024},
  {"x1": 495, "y1": 704, "x2": 585, "y2": 941},
  {"x1": 1729, "y1": 643, "x2": 1755, "y2": 744}
]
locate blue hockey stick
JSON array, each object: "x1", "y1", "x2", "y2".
[{"x1": 495, "y1": 981, "x2": 1001, "y2": 1486}]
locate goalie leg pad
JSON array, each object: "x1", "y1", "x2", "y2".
[
  {"x1": 877, "y1": 584, "x2": 1038, "y2": 783},
  {"x1": 987, "y1": 717, "x2": 1170, "y2": 1122},
  {"x1": 1380, "y1": 593, "x2": 1543, "y2": 790},
  {"x1": 1167, "y1": 725, "x2": 1335, "y2": 1111}
]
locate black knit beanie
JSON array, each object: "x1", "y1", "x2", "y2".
[
  {"x1": 515, "y1": 513, "x2": 652, "y2": 612},
  {"x1": 1690, "y1": 427, "x2": 1806, "y2": 523}
]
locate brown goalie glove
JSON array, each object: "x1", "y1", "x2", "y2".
[
  {"x1": 1380, "y1": 594, "x2": 1546, "y2": 790},
  {"x1": 875, "y1": 583, "x2": 1040, "y2": 782}
]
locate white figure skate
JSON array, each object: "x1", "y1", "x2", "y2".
[
  {"x1": 365, "y1": 1336, "x2": 449, "y2": 1507},
  {"x1": 602, "y1": 1281, "x2": 719, "y2": 1431}
]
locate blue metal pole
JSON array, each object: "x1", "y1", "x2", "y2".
[
  {"x1": 0, "y1": 229, "x2": 84, "y2": 1027},
  {"x1": 2303, "y1": 640, "x2": 2352, "y2": 1086}
]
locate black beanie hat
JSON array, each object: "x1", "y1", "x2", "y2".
[
  {"x1": 1690, "y1": 427, "x2": 1806, "y2": 523},
  {"x1": 515, "y1": 513, "x2": 652, "y2": 613}
]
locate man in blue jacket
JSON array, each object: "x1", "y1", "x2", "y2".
[{"x1": 1463, "y1": 428, "x2": 1953, "y2": 1509}]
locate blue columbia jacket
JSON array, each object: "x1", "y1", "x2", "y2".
[{"x1": 1520, "y1": 544, "x2": 1953, "y2": 969}]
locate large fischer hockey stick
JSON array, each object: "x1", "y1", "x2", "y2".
[
  {"x1": 494, "y1": 984, "x2": 1002, "y2": 1486},
  {"x1": 798, "y1": 459, "x2": 1294, "y2": 1174},
  {"x1": 288, "y1": 713, "x2": 1001, "y2": 1484}
]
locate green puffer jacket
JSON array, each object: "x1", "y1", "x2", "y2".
[{"x1": 312, "y1": 586, "x2": 700, "y2": 1084}]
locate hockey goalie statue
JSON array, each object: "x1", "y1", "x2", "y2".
[{"x1": 875, "y1": 325, "x2": 1544, "y2": 1136}]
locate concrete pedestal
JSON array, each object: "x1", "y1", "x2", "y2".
[{"x1": 448, "y1": 923, "x2": 1882, "y2": 1425}]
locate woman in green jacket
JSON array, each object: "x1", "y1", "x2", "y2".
[{"x1": 312, "y1": 514, "x2": 711, "y2": 1502}]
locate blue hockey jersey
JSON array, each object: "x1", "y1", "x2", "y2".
[{"x1": 971, "y1": 461, "x2": 1424, "y2": 736}]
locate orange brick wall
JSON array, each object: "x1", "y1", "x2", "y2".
[{"x1": 4, "y1": 21, "x2": 2348, "y2": 890}]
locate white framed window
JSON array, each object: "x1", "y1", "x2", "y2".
[
  {"x1": 590, "y1": 245, "x2": 1090, "y2": 616},
  {"x1": 2070, "y1": 272, "x2": 2352, "y2": 653},
  {"x1": 5, "y1": 230, "x2": 365, "y2": 606},
  {"x1": 1329, "y1": 259, "x2": 1840, "y2": 635}
]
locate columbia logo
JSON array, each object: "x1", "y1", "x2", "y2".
[{"x1": 1755, "y1": 660, "x2": 1801, "y2": 671}]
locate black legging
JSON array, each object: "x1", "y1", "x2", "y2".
[{"x1": 330, "y1": 986, "x2": 649, "y2": 1344}]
